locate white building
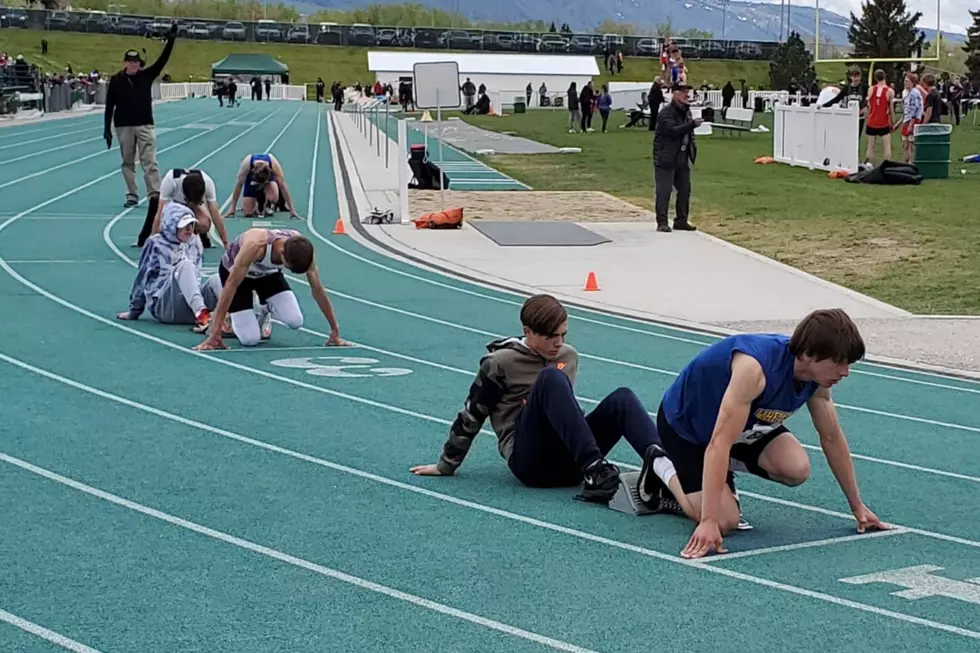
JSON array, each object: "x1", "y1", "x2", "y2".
[{"x1": 366, "y1": 51, "x2": 600, "y2": 109}]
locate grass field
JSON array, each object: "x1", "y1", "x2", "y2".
[
  {"x1": 5, "y1": 28, "x2": 977, "y2": 313},
  {"x1": 0, "y1": 27, "x2": 857, "y2": 90},
  {"x1": 456, "y1": 109, "x2": 980, "y2": 315}
]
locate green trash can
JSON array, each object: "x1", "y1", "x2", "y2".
[
  {"x1": 513, "y1": 96, "x2": 526, "y2": 114},
  {"x1": 913, "y1": 123, "x2": 952, "y2": 180}
]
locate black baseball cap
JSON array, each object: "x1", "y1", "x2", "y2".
[
  {"x1": 671, "y1": 82, "x2": 691, "y2": 92},
  {"x1": 124, "y1": 50, "x2": 141, "y2": 62}
]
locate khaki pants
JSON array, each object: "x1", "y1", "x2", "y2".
[{"x1": 116, "y1": 125, "x2": 161, "y2": 203}]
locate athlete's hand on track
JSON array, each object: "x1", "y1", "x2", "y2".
[
  {"x1": 409, "y1": 464, "x2": 444, "y2": 476},
  {"x1": 324, "y1": 331, "x2": 350, "y2": 346},
  {"x1": 853, "y1": 504, "x2": 890, "y2": 533},
  {"x1": 681, "y1": 520, "x2": 727, "y2": 559},
  {"x1": 116, "y1": 311, "x2": 133, "y2": 320},
  {"x1": 193, "y1": 337, "x2": 228, "y2": 351}
]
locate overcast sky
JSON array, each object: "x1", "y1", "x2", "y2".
[{"x1": 776, "y1": 0, "x2": 970, "y2": 34}]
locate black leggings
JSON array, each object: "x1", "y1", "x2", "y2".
[{"x1": 507, "y1": 367, "x2": 659, "y2": 487}]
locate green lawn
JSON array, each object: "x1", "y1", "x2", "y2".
[
  {"x1": 461, "y1": 110, "x2": 980, "y2": 315},
  {"x1": 0, "y1": 27, "x2": 854, "y2": 91}
]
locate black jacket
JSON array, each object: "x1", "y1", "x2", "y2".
[
  {"x1": 653, "y1": 100, "x2": 698, "y2": 169},
  {"x1": 104, "y1": 35, "x2": 175, "y2": 134}
]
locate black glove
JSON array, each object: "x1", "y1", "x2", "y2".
[{"x1": 104, "y1": 131, "x2": 112, "y2": 149}]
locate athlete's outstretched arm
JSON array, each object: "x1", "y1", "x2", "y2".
[
  {"x1": 304, "y1": 258, "x2": 345, "y2": 345},
  {"x1": 682, "y1": 352, "x2": 764, "y2": 559},
  {"x1": 409, "y1": 355, "x2": 504, "y2": 477},
  {"x1": 269, "y1": 155, "x2": 298, "y2": 217},
  {"x1": 808, "y1": 388, "x2": 889, "y2": 532},
  {"x1": 225, "y1": 156, "x2": 250, "y2": 217},
  {"x1": 193, "y1": 234, "x2": 263, "y2": 350},
  {"x1": 702, "y1": 354, "x2": 764, "y2": 520}
]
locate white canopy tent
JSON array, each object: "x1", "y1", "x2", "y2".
[{"x1": 366, "y1": 51, "x2": 600, "y2": 109}]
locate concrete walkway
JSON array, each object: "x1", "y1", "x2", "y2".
[{"x1": 329, "y1": 110, "x2": 980, "y2": 377}]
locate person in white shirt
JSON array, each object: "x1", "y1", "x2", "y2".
[{"x1": 149, "y1": 168, "x2": 229, "y2": 247}]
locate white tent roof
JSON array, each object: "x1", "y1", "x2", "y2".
[{"x1": 367, "y1": 51, "x2": 599, "y2": 76}]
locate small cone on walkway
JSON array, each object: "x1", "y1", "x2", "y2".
[
  {"x1": 584, "y1": 271, "x2": 600, "y2": 291},
  {"x1": 420, "y1": 110, "x2": 433, "y2": 122},
  {"x1": 332, "y1": 218, "x2": 346, "y2": 235}
]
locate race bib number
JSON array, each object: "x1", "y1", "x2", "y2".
[{"x1": 735, "y1": 420, "x2": 784, "y2": 445}]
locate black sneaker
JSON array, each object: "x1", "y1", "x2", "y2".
[
  {"x1": 637, "y1": 443, "x2": 667, "y2": 510},
  {"x1": 672, "y1": 222, "x2": 697, "y2": 231},
  {"x1": 579, "y1": 459, "x2": 620, "y2": 503}
]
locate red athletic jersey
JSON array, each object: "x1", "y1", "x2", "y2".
[{"x1": 867, "y1": 84, "x2": 891, "y2": 128}]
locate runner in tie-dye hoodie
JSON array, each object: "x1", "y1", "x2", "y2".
[{"x1": 117, "y1": 201, "x2": 219, "y2": 330}]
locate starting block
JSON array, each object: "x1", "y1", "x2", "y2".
[
  {"x1": 608, "y1": 471, "x2": 657, "y2": 516},
  {"x1": 608, "y1": 471, "x2": 754, "y2": 529}
]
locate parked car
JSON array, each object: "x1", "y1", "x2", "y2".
[
  {"x1": 538, "y1": 33, "x2": 569, "y2": 52},
  {"x1": 286, "y1": 24, "x2": 309, "y2": 43},
  {"x1": 222, "y1": 21, "x2": 246, "y2": 41},
  {"x1": 145, "y1": 16, "x2": 173, "y2": 37},
  {"x1": 0, "y1": 7, "x2": 28, "y2": 28},
  {"x1": 348, "y1": 23, "x2": 376, "y2": 46},
  {"x1": 185, "y1": 22, "x2": 211, "y2": 39},
  {"x1": 254, "y1": 19, "x2": 282, "y2": 42}
]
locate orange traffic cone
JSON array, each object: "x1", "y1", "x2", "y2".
[
  {"x1": 332, "y1": 218, "x2": 346, "y2": 235},
  {"x1": 584, "y1": 271, "x2": 599, "y2": 291}
]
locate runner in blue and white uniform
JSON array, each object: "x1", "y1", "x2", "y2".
[
  {"x1": 194, "y1": 227, "x2": 346, "y2": 350},
  {"x1": 225, "y1": 153, "x2": 299, "y2": 219},
  {"x1": 638, "y1": 309, "x2": 890, "y2": 559}
]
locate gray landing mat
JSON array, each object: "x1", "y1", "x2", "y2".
[
  {"x1": 410, "y1": 119, "x2": 559, "y2": 154},
  {"x1": 470, "y1": 220, "x2": 611, "y2": 247}
]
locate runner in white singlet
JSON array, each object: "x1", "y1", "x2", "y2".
[{"x1": 194, "y1": 228, "x2": 347, "y2": 350}]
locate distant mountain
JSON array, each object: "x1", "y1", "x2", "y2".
[{"x1": 295, "y1": 0, "x2": 965, "y2": 45}]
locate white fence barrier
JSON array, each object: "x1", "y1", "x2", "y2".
[
  {"x1": 156, "y1": 82, "x2": 309, "y2": 101},
  {"x1": 772, "y1": 103, "x2": 860, "y2": 173}
]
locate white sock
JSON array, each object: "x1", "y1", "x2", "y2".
[{"x1": 653, "y1": 456, "x2": 676, "y2": 487}]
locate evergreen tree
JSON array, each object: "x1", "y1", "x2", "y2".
[
  {"x1": 847, "y1": 0, "x2": 925, "y2": 85},
  {"x1": 769, "y1": 31, "x2": 816, "y2": 89},
  {"x1": 549, "y1": 21, "x2": 557, "y2": 32},
  {"x1": 964, "y1": 9, "x2": 980, "y2": 86}
]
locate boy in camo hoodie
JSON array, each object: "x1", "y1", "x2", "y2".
[
  {"x1": 410, "y1": 294, "x2": 681, "y2": 511},
  {"x1": 117, "y1": 201, "x2": 219, "y2": 331}
]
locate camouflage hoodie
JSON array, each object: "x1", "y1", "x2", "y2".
[{"x1": 436, "y1": 336, "x2": 579, "y2": 475}]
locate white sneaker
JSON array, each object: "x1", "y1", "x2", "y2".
[{"x1": 258, "y1": 307, "x2": 273, "y2": 339}]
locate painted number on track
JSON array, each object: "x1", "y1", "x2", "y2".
[
  {"x1": 270, "y1": 356, "x2": 413, "y2": 378},
  {"x1": 840, "y1": 564, "x2": 980, "y2": 606}
]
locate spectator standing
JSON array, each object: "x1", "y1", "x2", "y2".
[
  {"x1": 104, "y1": 23, "x2": 177, "y2": 236},
  {"x1": 653, "y1": 83, "x2": 700, "y2": 233}
]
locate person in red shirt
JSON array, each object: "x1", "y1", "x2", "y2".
[{"x1": 864, "y1": 69, "x2": 895, "y2": 164}]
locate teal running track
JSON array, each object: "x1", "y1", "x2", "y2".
[{"x1": 2, "y1": 98, "x2": 980, "y2": 653}]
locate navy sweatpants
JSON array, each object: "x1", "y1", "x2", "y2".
[{"x1": 507, "y1": 366, "x2": 660, "y2": 487}]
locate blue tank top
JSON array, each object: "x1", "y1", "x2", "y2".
[{"x1": 660, "y1": 334, "x2": 819, "y2": 445}]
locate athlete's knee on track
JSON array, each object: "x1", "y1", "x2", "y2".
[
  {"x1": 777, "y1": 456, "x2": 811, "y2": 487},
  {"x1": 280, "y1": 312, "x2": 303, "y2": 330}
]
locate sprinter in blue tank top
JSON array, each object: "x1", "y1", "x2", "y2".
[
  {"x1": 225, "y1": 153, "x2": 300, "y2": 220},
  {"x1": 637, "y1": 309, "x2": 890, "y2": 559}
]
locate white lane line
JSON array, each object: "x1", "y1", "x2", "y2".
[
  {"x1": 0, "y1": 609, "x2": 104, "y2": 653},
  {"x1": 0, "y1": 450, "x2": 600, "y2": 653},
  {"x1": 1, "y1": 352, "x2": 978, "y2": 642},
  {"x1": 696, "y1": 528, "x2": 910, "y2": 562}
]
